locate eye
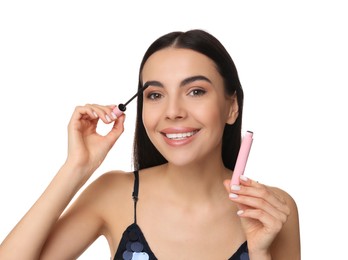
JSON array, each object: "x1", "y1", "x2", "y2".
[
  {"x1": 188, "y1": 88, "x2": 206, "y2": 97},
  {"x1": 146, "y1": 92, "x2": 163, "y2": 100}
]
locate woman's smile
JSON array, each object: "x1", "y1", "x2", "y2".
[
  {"x1": 163, "y1": 130, "x2": 198, "y2": 140},
  {"x1": 160, "y1": 128, "x2": 200, "y2": 146}
]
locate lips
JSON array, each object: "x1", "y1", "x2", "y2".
[
  {"x1": 164, "y1": 130, "x2": 199, "y2": 140},
  {"x1": 160, "y1": 128, "x2": 200, "y2": 145}
]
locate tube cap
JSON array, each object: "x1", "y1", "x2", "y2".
[{"x1": 112, "y1": 105, "x2": 124, "y2": 117}]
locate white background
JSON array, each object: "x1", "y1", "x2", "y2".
[{"x1": 1, "y1": 1, "x2": 347, "y2": 259}]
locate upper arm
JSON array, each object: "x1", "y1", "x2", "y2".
[
  {"x1": 40, "y1": 172, "x2": 123, "y2": 260},
  {"x1": 271, "y1": 188, "x2": 301, "y2": 259}
]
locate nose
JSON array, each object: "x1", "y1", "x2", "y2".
[{"x1": 165, "y1": 95, "x2": 187, "y2": 120}]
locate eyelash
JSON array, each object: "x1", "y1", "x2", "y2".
[
  {"x1": 145, "y1": 88, "x2": 207, "y2": 101},
  {"x1": 146, "y1": 92, "x2": 162, "y2": 100},
  {"x1": 188, "y1": 88, "x2": 206, "y2": 97}
]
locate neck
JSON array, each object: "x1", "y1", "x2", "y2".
[{"x1": 160, "y1": 158, "x2": 232, "y2": 204}]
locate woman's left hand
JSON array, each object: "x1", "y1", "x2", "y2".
[{"x1": 224, "y1": 176, "x2": 291, "y2": 257}]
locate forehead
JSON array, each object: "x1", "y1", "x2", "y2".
[{"x1": 141, "y1": 48, "x2": 220, "y2": 82}]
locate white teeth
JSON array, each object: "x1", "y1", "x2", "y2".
[{"x1": 165, "y1": 131, "x2": 197, "y2": 140}]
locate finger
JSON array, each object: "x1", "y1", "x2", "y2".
[
  {"x1": 85, "y1": 104, "x2": 118, "y2": 124},
  {"x1": 104, "y1": 114, "x2": 126, "y2": 146},
  {"x1": 223, "y1": 179, "x2": 232, "y2": 193},
  {"x1": 69, "y1": 106, "x2": 99, "y2": 131},
  {"x1": 239, "y1": 175, "x2": 257, "y2": 186},
  {"x1": 229, "y1": 185, "x2": 289, "y2": 224},
  {"x1": 237, "y1": 208, "x2": 283, "y2": 234},
  {"x1": 235, "y1": 176, "x2": 289, "y2": 215},
  {"x1": 224, "y1": 179, "x2": 252, "y2": 214},
  {"x1": 230, "y1": 191, "x2": 289, "y2": 224}
]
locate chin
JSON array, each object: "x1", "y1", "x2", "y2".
[{"x1": 165, "y1": 154, "x2": 208, "y2": 168}]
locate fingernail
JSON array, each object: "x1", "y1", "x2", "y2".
[
  {"x1": 93, "y1": 111, "x2": 98, "y2": 118},
  {"x1": 229, "y1": 193, "x2": 238, "y2": 199},
  {"x1": 231, "y1": 185, "x2": 240, "y2": 191},
  {"x1": 240, "y1": 175, "x2": 248, "y2": 181},
  {"x1": 237, "y1": 210, "x2": 244, "y2": 215},
  {"x1": 111, "y1": 112, "x2": 117, "y2": 119},
  {"x1": 105, "y1": 115, "x2": 111, "y2": 122}
]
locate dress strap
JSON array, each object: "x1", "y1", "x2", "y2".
[{"x1": 132, "y1": 170, "x2": 139, "y2": 224}]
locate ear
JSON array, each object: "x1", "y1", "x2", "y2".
[{"x1": 226, "y1": 92, "x2": 239, "y2": 125}]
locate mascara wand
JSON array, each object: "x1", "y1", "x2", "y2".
[{"x1": 113, "y1": 83, "x2": 150, "y2": 116}]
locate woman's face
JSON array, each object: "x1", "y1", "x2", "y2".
[{"x1": 141, "y1": 48, "x2": 238, "y2": 167}]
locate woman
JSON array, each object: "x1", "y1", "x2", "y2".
[{"x1": 0, "y1": 29, "x2": 301, "y2": 260}]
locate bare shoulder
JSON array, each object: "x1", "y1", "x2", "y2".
[
  {"x1": 92, "y1": 170, "x2": 134, "y2": 191},
  {"x1": 268, "y1": 185, "x2": 300, "y2": 231},
  {"x1": 269, "y1": 186, "x2": 298, "y2": 211},
  {"x1": 39, "y1": 171, "x2": 136, "y2": 258},
  {"x1": 66, "y1": 170, "x2": 136, "y2": 222},
  {"x1": 78, "y1": 170, "x2": 135, "y2": 206},
  {"x1": 71, "y1": 170, "x2": 137, "y2": 239},
  {"x1": 268, "y1": 185, "x2": 301, "y2": 259}
]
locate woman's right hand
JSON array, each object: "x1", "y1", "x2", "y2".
[{"x1": 65, "y1": 104, "x2": 125, "y2": 180}]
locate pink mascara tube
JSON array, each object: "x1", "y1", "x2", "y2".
[{"x1": 231, "y1": 131, "x2": 254, "y2": 185}]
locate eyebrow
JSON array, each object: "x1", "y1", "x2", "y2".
[{"x1": 143, "y1": 75, "x2": 212, "y2": 88}]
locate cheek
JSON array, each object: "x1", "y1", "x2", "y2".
[
  {"x1": 142, "y1": 110, "x2": 153, "y2": 144},
  {"x1": 142, "y1": 106, "x2": 163, "y2": 150},
  {"x1": 142, "y1": 108, "x2": 151, "y2": 131},
  {"x1": 193, "y1": 101, "x2": 226, "y2": 126},
  {"x1": 142, "y1": 104, "x2": 159, "y2": 131}
]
